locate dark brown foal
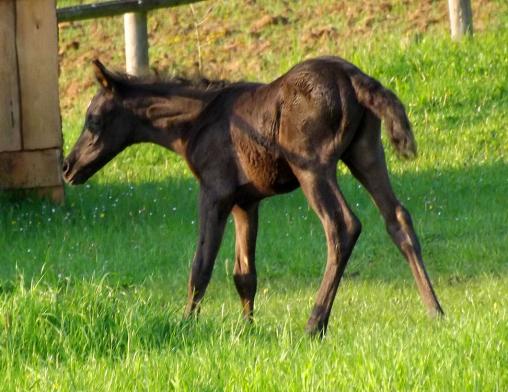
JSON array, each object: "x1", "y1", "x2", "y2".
[{"x1": 63, "y1": 56, "x2": 443, "y2": 336}]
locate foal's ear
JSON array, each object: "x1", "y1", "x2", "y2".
[{"x1": 92, "y1": 59, "x2": 117, "y2": 93}]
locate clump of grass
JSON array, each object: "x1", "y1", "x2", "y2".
[{"x1": 1, "y1": 272, "x2": 170, "y2": 362}]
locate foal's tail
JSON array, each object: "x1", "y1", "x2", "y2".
[{"x1": 347, "y1": 66, "x2": 417, "y2": 159}]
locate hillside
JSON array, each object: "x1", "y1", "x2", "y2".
[{"x1": 57, "y1": 0, "x2": 507, "y2": 109}]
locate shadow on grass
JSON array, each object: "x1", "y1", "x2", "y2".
[{"x1": 0, "y1": 161, "x2": 507, "y2": 285}]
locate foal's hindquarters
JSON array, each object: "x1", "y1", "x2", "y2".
[
  {"x1": 282, "y1": 112, "x2": 443, "y2": 336},
  {"x1": 342, "y1": 112, "x2": 444, "y2": 322}
]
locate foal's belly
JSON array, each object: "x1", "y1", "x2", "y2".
[
  {"x1": 270, "y1": 160, "x2": 299, "y2": 194},
  {"x1": 238, "y1": 151, "x2": 299, "y2": 196},
  {"x1": 230, "y1": 114, "x2": 299, "y2": 196}
]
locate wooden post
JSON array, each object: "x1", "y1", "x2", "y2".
[
  {"x1": 56, "y1": 0, "x2": 208, "y2": 77},
  {"x1": 0, "y1": 0, "x2": 64, "y2": 203},
  {"x1": 448, "y1": 0, "x2": 473, "y2": 40},
  {"x1": 124, "y1": 12, "x2": 149, "y2": 76},
  {"x1": 0, "y1": 0, "x2": 21, "y2": 153},
  {"x1": 16, "y1": 0, "x2": 62, "y2": 150}
]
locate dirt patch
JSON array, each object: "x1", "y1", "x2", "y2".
[{"x1": 57, "y1": 0, "x2": 503, "y2": 110}]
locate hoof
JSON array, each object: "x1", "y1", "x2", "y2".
[
  {"x1": 429, "y1": 305, "x2": 445, "y2": 319},
  {"x1": 242, "y1": 314, "x2": 254, "y2": 324},
  {"x1": 305, "y1": 318, "x2": 327, "y2": 339},
  {"x1": 183, "y1": 304, "x2": 200, "y2": 321}
]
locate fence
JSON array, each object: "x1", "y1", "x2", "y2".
[
  {"x1": 0, "y1": 0, "x2": 206, "y2": 203},
  {"x1": 57, "y1": 0, "x2": 205, "y2": 75},
  {"x1": 0, "y1": 0, "x2": 473, "y2": 203}
]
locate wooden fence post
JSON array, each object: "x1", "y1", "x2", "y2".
[
  {"x1": 0, "y1": 0, "x2": 21, "y2": 153},
  {"x1": 57, "y1": 0, "x2": 207, "y2": 76},
  {"x1": 448, "y1": 0, "x2": 473, "y2": 40},
  {"x1": 124, "y1": 12, "x2": 149, "y2": 76},
  {"x1": 0, "y1": 0, "x2": 64, "y2": 203}
]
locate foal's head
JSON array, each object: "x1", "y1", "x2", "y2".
[
  {"x1": 62, "y1": 60, "x2": 138, "y2": 184},
  {"x1": 63, "y1": 60, "x2": 228, "y2": 184}
]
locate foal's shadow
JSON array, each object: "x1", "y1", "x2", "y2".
[{"x1": 1, "y1": 160, "x2": 505, "y2": 285}]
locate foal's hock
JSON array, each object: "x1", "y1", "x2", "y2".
[{"x1": 63, "y1": 56, "x2": 444, "y2": 336}]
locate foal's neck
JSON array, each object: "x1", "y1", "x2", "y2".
[{"x1": 126, "y1": 86, "x2": 216, "y2": 156}]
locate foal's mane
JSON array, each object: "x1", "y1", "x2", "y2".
[{"x1": 107, "y1": 68, "x2": 232, "y2": 96}]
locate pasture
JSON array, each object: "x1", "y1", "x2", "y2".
[{"x1": 1, "y1": 0, "x2": 507, "y2": 390}]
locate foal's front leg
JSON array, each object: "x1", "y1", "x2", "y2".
[
  {"x1": 232, "y1": 203, "x2": 259, "y2": 321},
  {"x1": 184, "y1": 190, "x2": 232, "y2": 318}
]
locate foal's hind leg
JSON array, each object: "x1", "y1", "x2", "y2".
[
  {"x1": 232, "y1": 203, "x2": 259, "y2": 321},
  {"x1": 292, "y1": 167, "x2": 362, "y2": 336},
  {"x1": 343, "y1": 116, "x2": 444, "y2": 316}
]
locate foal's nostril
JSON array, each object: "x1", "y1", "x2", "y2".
[{"x1": 62, "y1": 160, "x2": 70, "y2": 176}]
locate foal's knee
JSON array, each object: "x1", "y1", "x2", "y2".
[
  {"x1": 190, "y1": 264, "x2": 213, "y2": 294},
  {"x1": 336, "y1": 214, "x2": 362, "y2": 256},
  {"x1": 341, "y1": 213, "x2": 362, "y2": 246}
]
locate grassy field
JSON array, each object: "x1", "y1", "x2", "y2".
[{"x1": 1, "y1": 0, "x2": 508, "y2": 390}]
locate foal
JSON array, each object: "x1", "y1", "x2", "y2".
[{"x1": 63, "y1": 57, "x2": 443, "y2": 335}]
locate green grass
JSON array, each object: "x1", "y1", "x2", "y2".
[{"x1": 1, "y1": 1, "x2": 508, "y2": 390}]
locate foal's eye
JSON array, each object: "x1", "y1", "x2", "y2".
[{"x1": 87, "y1": 117, "x2": 103, "y2": 133}]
